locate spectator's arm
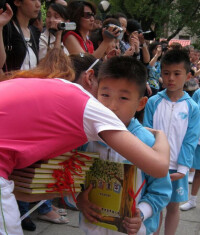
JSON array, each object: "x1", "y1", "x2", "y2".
[{"x1": 0, "y1": 4, "x2": 13, "y2": 69}]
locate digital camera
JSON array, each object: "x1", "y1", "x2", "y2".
[
  {"x1": 138, "y1": 30, "x2": 156, "y2": 40},
  {"x1": 57, "y1": 22, "x2": 76, "y2": 31},
  {"x1": 104, "y1": 24, "x2": 124, "y2": 40}
]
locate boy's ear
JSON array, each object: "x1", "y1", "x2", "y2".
[
  {"x1": 85, "y1": 69, "x2": 95, "y2": 88},
  {"x1": 186, "y1": 71, "x2": 192, "y2": 82},
  {"x1": 136, "y1": 96, "x2": 148, "y2": 112}
]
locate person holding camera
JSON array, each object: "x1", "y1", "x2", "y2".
[
  {"x1": 147, "y1": 42, "x2": 163, "y2": 96},
  {"x1": 39, "y1": 2, "x2": 70, "y2": 60},
  {"x1": 2, "y1": 0, "x2": 41, "y2": 72},
  {"x1": 124, "y1": 19, "x2": 150, "y2": 64},
  {"x1": 63, "y1": 0, "x2": 120, "y2": 59}
]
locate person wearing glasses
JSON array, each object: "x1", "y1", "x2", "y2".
[{"x1": 63, "y1": 0, "x2": 120, "y2": 59}]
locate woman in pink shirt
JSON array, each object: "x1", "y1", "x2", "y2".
[{"x1": 0, "y1": 49, "x2": 170, "y2": 234}]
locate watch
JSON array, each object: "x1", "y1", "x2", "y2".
[{"x1": 141, "y1": 42, "x2": 147, "y2": 48}]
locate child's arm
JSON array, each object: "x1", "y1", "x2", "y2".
[
  {"x1": 177, "y1": 103, "x2": 200, "y2": 175},
  {"x1": 138, "y1": 173, "x2": 172, "y2": 222},
  {"x1": 99, "y1": 129, "x2": 170, "y2": 178},
  {"x1": 76, "y1": 185, "x2": 102, "y2": 223},
  {"x1": 143, "y1": 97, "x2": 154, "y2": 128}
]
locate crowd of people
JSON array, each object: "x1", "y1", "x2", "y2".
[{"x1": 0, "y1": 0, "x2": 200, "y2": 235}]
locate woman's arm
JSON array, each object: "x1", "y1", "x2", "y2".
[
  {"x1": 63, "y1": 34, "x2": 86, "y2": 54},
  {"x1": 0, "y1": 4, "x2": 13, "y2": 69},
  {"x1": 141, "y1": 45, "x2": 150, "y2": 64},
  {"x1": 63, "y1": 27, "x2": 120, "y2": 59},
  {"x1": 99, "y1": 130, "x2": 170, "y2": 178}
]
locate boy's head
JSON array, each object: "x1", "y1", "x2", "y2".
[
  {"x1": 98, "y1": 56, "x2": 148, "y2": 126},
  {"x1": 161, "y1": 49, "x2": 191, "y2": 93}
]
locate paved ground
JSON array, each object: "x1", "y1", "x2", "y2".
[{"x1": 24, "y1": 184, "x2": 200, "y2": 235}]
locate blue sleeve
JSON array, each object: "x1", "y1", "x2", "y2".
[
  {"x1": 192, "y1": 89, "x2": 200, "y2": 104},
  {"x1": 178, "y1": 101, "x2": 200, "y2": 168},
  {"x1": 141, "y1": 173, "x2": 172, "y2": 234},
  {"x1": 140, "y1": 173, "x2": 172, "y2": 214},
  {"x1": 143, "y1": 98, "x2": 154, "y2": 128}
]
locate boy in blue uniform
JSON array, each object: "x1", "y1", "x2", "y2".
[
  {"x1": 180, "y1": 88, "x2": 200, "y2": 211},
  {"x1": 143, "y1": 49, "x2": 200, "y2": 235},
  {"x1": 65, "y1": 56, "x2": 172, "y2": 234}
]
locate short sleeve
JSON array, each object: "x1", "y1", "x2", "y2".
[{"x1": 83, "y1": 98, "x2": 127, "y2": 141}]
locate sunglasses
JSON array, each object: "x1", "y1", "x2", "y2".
[{"x1": 83, "y1": 12, "x2": 95, "y2": 19}]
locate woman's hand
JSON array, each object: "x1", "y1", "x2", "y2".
[
  {"x1": 129, "y1": 31, "x2": 140, "y2": 53},
  {"x1": 0, "y1": 4, "x2": 13, "y2": 28},
  {"x1": 124, "y1": 46, "x2": 135, "y2": 56},
  {"x1": 102, "y1": 26, "x2": 121, "y2": 42}
]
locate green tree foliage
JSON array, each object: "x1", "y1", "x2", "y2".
[{"x1": 93, "y1": 0, "x2": 200, "y2": 40}]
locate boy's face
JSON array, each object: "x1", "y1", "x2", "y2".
[
  {"x1": 161, "y1": 62, "x2": 190, "y2": 93},
  {"x1": 98, "y1": 78, "x2": 147, "y2": 127}
]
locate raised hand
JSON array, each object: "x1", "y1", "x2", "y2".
[{"x1": 0, "y1": 4, "x2": 13, "y2": 28}]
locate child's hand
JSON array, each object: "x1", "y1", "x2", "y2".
[
  {"x1": 155, "y1": 45, "x2": 162, "y2": 57},
  {"x1": 146, "y1": 83, "x2": 152, "y2": 96},
  {"x1": 124, "y1": 46, "x2": 135, "y2": 56},
  {"x1": 0, "y1": 4, "x2": 13, "y2": 28},
  {"x1": 145, "y1": 127, "x2": 160, "y2": 136},
  {"x1": 106, "y1": 48, "x2": 121, "y2": 60},
  {"x1": 76, "y1": 184, "x2": 102, "y2": 223},
  {"x1": 170, "y1": 172, "x2": 185, "y2": 181},
  {"x1": 122, "y1": 208, "x2": 142, "y2": 235}
]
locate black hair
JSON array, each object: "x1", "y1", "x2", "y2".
[
  {"x1": 112, "y1": 12, "x2": 127, "y2": 20},
  {"x1": 102, "y1": 18, "x2": 121, "y2": 28},
  {"x1": 7, "y1": 0, "x2": 21, "y2": 16},
  {"x1": 161, "y1": 49, "x2": 191, "y2": 73},
  {"x1": 90, "y1": 18, "x2": 120, "y2": 50},
  {"x1": 98, "y1": 56, "x2": 147, "y2": 97},
  {"x1": 70, "y1": 53, "x2": 102, "y2": 82},
  {"x1": 124, "y1": 19, "x2": 141, "y2": 43},
  {"x1": 89, "y1": 29, "x2": 103, "y2": 50},
  {"x1": 47, "y1": 3, "x2": 69, "y2": 20},
  {"x1": 67, "y1": 0, "x2": 96, "y2": 32}
]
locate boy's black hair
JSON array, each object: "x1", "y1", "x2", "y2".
[
  {"x1": 98, "y1": 56, "x2": 147, "y2": 97},
  {"x1": 70, "y1": 53, "x2": 102, "y2": 82},
  {"x1": 161, "y1": 49, "x2": 191, "y2": 73}
]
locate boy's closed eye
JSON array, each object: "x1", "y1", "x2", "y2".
[{"x1": 100, "y1": 93, "x2": 109, "y2": 97}]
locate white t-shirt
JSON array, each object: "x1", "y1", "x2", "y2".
[{"x1": 39, "y1": 29, "x2": 69, "y2": 61}]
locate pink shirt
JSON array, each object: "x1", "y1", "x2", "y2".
[{"x1": 0, "y1": 78, "x2": 89, "y2": 179}]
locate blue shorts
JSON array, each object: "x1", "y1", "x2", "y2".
[
  {"x1": 169, "y1": 170, "x2": 188, "y2": 203},
  {"x1": 192, "y1": 145, "x2": 200, "y2": 170}
]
